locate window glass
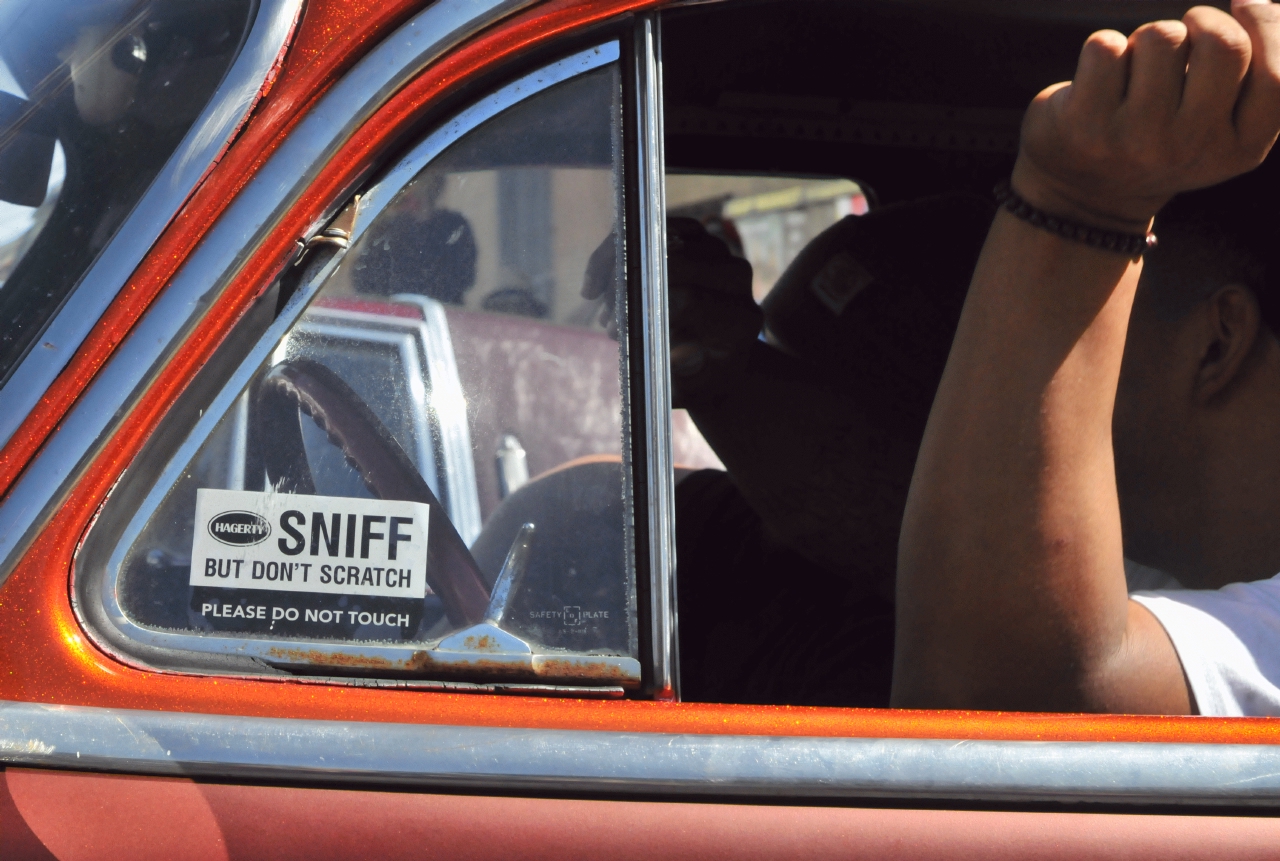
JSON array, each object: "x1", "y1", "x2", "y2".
[
  {"x1": 89, "y1": 47, "x2": 639, "y2": 688},
  {"x1": 666, "y1": 173, "x2": 868, "y2": 302},
  {"x1": 0, "y1": 0, "x2": 254, "y2": 384},
  {"x1": 662, "y1": 173, "x2": 870, "y2": 474}
]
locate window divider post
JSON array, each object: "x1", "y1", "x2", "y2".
[{"x1": 632, "y1": 12, "x2": 678, "y2": 701}]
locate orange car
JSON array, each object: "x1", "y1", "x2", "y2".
[{"x1": 1, "y1": 0, "x2": 1279, "y2": 857}]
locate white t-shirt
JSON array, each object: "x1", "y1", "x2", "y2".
[{"x1": 1129, "y1": 561, "x2": 1280, "y2": 716}]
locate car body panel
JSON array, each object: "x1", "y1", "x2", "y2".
[
  {"x1": 8, "y1": 768, "x2": 1280, "y2": 861},
  {"x1": 4, "y1": 2, "x2": 1280, "y2": 855},
  {"x1": 0, "y1": 0, "x2": 1278, "y2": 741}
]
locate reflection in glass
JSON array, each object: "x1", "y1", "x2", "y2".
[{"x1": 0, "y1": 0, "x2": 253, "y2": 383}]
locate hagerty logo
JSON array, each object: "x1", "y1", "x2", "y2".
[{"x1": 208, "y1": 510, "x2": 272, "y2": 546}]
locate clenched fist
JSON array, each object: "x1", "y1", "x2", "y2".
[{"x1": 1015, "y1": 0, "x2": 1280, "y2": 230}]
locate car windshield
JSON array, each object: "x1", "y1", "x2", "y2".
[{"x1": 0, "y1": 0, "x2": 252, "y2": 385}]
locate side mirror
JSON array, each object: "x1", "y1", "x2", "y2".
[{"x1": 0, "y1": 90, "x2": 56, "y2": 208}]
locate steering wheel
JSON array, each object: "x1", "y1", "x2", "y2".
[{"x1": 251, "y1": 358, "x2": 491, "y2": 627}]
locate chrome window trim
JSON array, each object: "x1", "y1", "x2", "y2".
[
  {"x1": 0, "y1": 0, "x2": 542, "y2": 584},
  {"x1": 632, "y1": 14, "x2": 677, "y2": 699},
  {"x1": 75, "y1": 42, "x2": 637, "y2": 686},
  {"x1": 0, "y1": 0, "x2": 305, "y2": 450},
  {"x1": 3, "y1": 700, "x2": 1280, "y2": 807}
]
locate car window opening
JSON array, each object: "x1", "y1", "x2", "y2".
[
  {"x1": 662, "y1": 0, "x2": 1044, "y2": 708},
  {"x1": 662, "y1": 0, "x2": 1280, "y2": 717}
]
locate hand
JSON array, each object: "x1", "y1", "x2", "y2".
[
  {"x1": 581, "y1": 220, "x2": 761, "y2": 406},
  {"x1": 1015, "y1": 1, "x2": 1280, "y2": 229},
  {"x1": 665, "y1": 217, "x2": 760, "y2": 408}
]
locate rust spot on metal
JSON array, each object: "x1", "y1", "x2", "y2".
[
  {"x1": 403, "y1": 650, "x2": 528, "y2": 678},
  {"x1": 537, "y1": 658, "x2": 634, "y2": 681},
  {"x1": 265, "y1": 646, "x2": 635, "y2": 684},
  {"x1": 264, "y1": 647, "x2": 394, "y2": 669}
]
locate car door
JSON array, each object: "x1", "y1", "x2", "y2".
[{"x1": 3, "y1": 1, "x2": 1280, "y2": 858}]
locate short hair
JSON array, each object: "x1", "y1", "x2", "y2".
[{"x1": 1142, "y1": 164, "x2": 1280, "y2": 335}]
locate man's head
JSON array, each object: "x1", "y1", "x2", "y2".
[{"x1": 1114, "y1": 171, "x2": 1280, "y2": 583}]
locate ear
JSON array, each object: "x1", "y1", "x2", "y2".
[{"x1": 1194, "y1": 284, "x2": 1264, "y2": 403}]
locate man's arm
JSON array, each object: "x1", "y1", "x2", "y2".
[{"x1": 892, "y1": 1, "x2": 1280, "y2": 713}]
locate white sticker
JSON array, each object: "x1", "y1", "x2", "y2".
[{"x1": 190, "y1": 489, "x2": 430, "y2": 599}]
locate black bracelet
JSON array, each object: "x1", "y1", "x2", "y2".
[{"x1": 993, "y1": 180, "x2": 1156, "y2": 258}]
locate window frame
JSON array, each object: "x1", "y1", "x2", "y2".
[{"x1": 73, "y1": 40, "x2": 642, "y2": 690}]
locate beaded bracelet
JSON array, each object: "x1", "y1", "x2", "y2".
[{"x1": 993, "y1": 180, "x2": 1157, "y2": 258}]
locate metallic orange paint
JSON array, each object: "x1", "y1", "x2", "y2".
[{"x1": 3, "y1": 0, "x2": 1280, "y2": 743}]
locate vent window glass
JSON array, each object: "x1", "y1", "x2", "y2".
[{"x1": 80, "y1": 44, "x2": 638, "y2": 692}]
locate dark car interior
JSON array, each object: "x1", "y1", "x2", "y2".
[{"x1": 662, "y1": 0, "x2": 1199, "y2": 706}]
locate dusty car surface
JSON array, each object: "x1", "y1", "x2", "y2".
[{"x1": 3, "y1": 0, "x2": 1280, "y2": 857}]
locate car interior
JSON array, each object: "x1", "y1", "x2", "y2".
[{"x1": 660, "y1": 0, "x2": 1198, "y2": 706}]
